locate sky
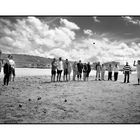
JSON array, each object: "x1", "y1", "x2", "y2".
[{"x1": 0, "y1": 16, "x2": 140, "y2": 64}]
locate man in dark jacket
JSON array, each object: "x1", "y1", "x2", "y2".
[
  {"x1": 3, "y1": 59, "x2": 11, "y2": 86},
  {"x1": 77, "y1": 60, "x2": 83, "y2": 81}
]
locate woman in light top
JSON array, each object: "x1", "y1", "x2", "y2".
[
  {"x1": 57, "y1": 57, "x2": 63, "y2": 82},
  {"x1": 113, "y1": 64, "x2": 119, "y2": 81},
  {"x1": 133, "y1": 60, "x2": 140, "y2": 85}
]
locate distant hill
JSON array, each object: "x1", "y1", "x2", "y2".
[{"x1": 1, "y1": 54, "x2": 53, "y2": 68}]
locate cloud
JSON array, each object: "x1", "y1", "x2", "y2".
[
  {"x1": 60, "y1": 18, "x2": 80, "y2": 30},
  {"x1": 0, "y1": 16, "x2": 140, "y2": 65},
  {"x1": 83, "y1": 29, "x2": 93, "y2": 36},
  {"x1": 93, "y1": 16, "x2": 100, "y2": 23},
  {"x1": 122, "y1": 16, "x2": 140, "y2": 25}
]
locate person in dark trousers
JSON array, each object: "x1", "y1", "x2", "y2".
[
  {"x1": 114, "y1": 64, "x2": 119, "y2": 81},
  {"x1": 95, "y1": 62, "x2": 101, "y2": 81},
  {"x1": 123, "y1": 62, "x2": 131, "y2": 83},
  {"x1": 57, "y1": 57, "x2": 63, "y2": 82},
  {"x1": 83, "y1": 63, "x2": 88, "y2": 81},
  {"x1": 108, "y1": 64, "x2": 113, "y2": 80},
  {"x1": 51, "y1": 58, "x2": 57, "y2": 82},
  {"x1": 3, "y1": 59, "x2": 11, "y2": 86},
  {"x1": 87, "y1": 62, "x2": 91, "y2": 81},
  {"x1": 63, "y1": 59, "x2": 70, "y2": 81},
  {"x1": 77, "y1": 60, "x2": 83, "y2": 81}
]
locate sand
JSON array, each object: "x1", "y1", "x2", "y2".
[{"x1": 0, "y1": 68, "x2": 140, "y2": 124}]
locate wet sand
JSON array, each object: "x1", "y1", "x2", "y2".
[{"x1": 0, "y1": 70, "x2": 140, "y2": 123}]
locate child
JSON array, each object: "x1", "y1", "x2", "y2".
[
  {"x1": 123, "y1": 62, "x2": 131, "y2": 83},
  {"x1": 133, "y1": 60, "x2": 140, "y2": 85},
  {"x1": 72, "y1": 61, "x2": 78, "y2": 81},
  {"x1": 51, "y1": 58, "x2": 57, "y2": 82},
  {"x1": 101, "y1": 64, "x2": 106, "y2": 80},
  {"x1": 114, "y1": 64, "x2": 119, "y2": 81},
  {"x1": 3, "y1": 59, "x2": 11, "y2": 86},
  {"x1": 8, "y1": 55, "x2": 16, "y2": 81},
  {"x1": 83, "y1": 63, "x2": 88, "y2": 81},
  {"x1": 108, "y1": 64, "x2": 113, "y2": 81}
]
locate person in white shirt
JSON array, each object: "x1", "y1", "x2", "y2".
[
  {"x1": 101, "y1": 64, "x2": 106, "y2": 80},
  {"x1": 133, "y1": 60, "x2": 140, "y2": 85},
  {"x1": 8, "y1": 55, "x2": 16, "y2": 81},
  {"x1": 57, "y1": 57, "x2": 63, "y2": 82},
  {"x1": 113, "y1": 64, "x2": 119, "y2": 81}
]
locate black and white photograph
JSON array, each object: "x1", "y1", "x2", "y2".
[{"x1": 0, "y1": 16, "x2": 140, "y2": 124}]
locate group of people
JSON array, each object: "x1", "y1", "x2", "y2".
[
  {"x1": 51, "y1": 57, "x2": 91, "y2": 82},
  {"x1": 0, "y1": 54, "x2": 16, "y2": 86},
  {"x1": 51, "y1": 57, "x2": 140, "y2": 85}
]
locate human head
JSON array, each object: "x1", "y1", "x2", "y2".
[
  {"x1": 53, "y1": 58, "x2": 56, "y2": 61},
  {"x1": 126, "y1": 62, "x2": 128, "y2": 65},
  {"x1": 115, "y1": 64, "x2": 117, "y2": 67},
  {"x1": 59, "y1": 57, "x2": 62, "y2": 61},
  {"x1": 79, "y1": 60, "x2": 81, "y2": 63},
  {"x1": 66, "y1": 59, "x2": 68, "y2": 62},
  {"x1": 8, "y1": 54, "x2": 11, "y2": 59}
]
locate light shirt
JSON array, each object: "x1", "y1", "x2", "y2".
[
  {"x1": 114, "y1": 66, "x2": 119, "y2": 72},
  {"x1": 57, "y1": 61, "x2": 63, "y2": 70},
  {"x1": 9, "y1": 59, "x2": 15, "y2": 69}
]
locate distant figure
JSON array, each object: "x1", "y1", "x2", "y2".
[
  {"x1": 63, "y1": 59, "x2": 70, "y2": 81},
  {"x1": 83, "y1": 63, "x2": 88, "y2": 81},
  {"x1": 51, "y1": 58, "x2": 57, "y2": 82},
  {"x1": 123, "y1": 62, "x2": 131, "y2": 83},
  {"x1": 0, "y1": 50, "x2": 2, "y2": 73},
  {"x1": 68, "y1": 62, "x2": 72, "y2": 81},
  {"x1": 8, "y1": 55, "x2": 16, "y2": 81},
  {"x1": 95, "y1": 62, "x2": 101, "y2": 80},
  {"x1": 101, "y1": 64, "x2": 106, "y2": 80},
  {"x1": 114, "y1": 64, "x2": 119, "y2": 81},
  {"x1": 108, "y1": 64, "x2": 113, "y2": 81},
  {"x1": 72, "y1": 61, "x2": 78, "y2": 81},
  {"x1": 3, "y1": 59, "x2": 11, "y2": 86},
  {"x1": 133, "y1": 60, "x2": 140, "y2": 85},
  {"x1": 77, "y1": 60, "x2": 83, "y2": 81},
  {"x1": 86, "y1": 62, "x2": 91, "y2": 81},
  {"x1": 57, "y1": 57, "x2": 63, "y2": 82}
]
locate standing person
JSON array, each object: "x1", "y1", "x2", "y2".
[
  {"x1": 63, "y1": 59, "x2": 69, "y2": 81},
  {"x1": 83, "y1": 63, "x2": 88, "y2": 81},
  {"x1": 87, "y1": 62, "x2": 91, "y2": 81},
  {"x1": 57, "y1": 57, "x2": 63, "y2": 82},
  {"x1": 68, "y1": 62, "x2": 72, "y2": 81},
  {"x1": 77, "y1": 60, "x2": 83, "y2": 81},
  {"x1": 114, "y1": 64, "x2": 119, "y2": 81},
  {"x1": 51, "y1": 58, "x2": 57, "y2": 82},
  {"x1": 0, "y1": 50, "x2": 2, "y2": 73},
  {"x1": 72, "y1": 61, "x2": 78, "y2": 81},
  {"x1": 123, "y1": 62, "x2": 131, "y2": 83},
  {"x1": 8, "y1": 55, "x2": 16, "y2": 82},
  {"x1": 95, "y1": 62, "x2": 101, "y2": 81},
  {"x1": 3, "y1": 59, "x2": 11, "y2": 86},
  {"x1": 101, "y1": 64, "x2": 106, "y2": 80},
  {"x1": 108, "y1": 64, "x2": 113, "y2": 81},
  {"x1": 133, "y1": 60, "x2": 140, "y2": 85}
]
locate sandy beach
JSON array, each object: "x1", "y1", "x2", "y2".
[{"x1": 0, "y1": 68, "x2": 140, "y2": 124}]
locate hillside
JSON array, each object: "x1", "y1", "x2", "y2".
[{"x1": 1, "y1": 54, "x2": 53, "y2": 68}]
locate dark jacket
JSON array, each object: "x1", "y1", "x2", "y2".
[
  {"x1": 4, "y1": 63, "x2": 11, "y2": 75},
  {"x1": 77, "y1": 63, "x2": 83, "y2": 73}
]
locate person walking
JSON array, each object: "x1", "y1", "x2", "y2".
[
  {"x1": 77, "y1": 60, "x2": 83, "y2": 81},
  {"x1": 114, "y1": 64, "x2": 119, "y2": 81},
  {"x1": 101, "y1": 64, "x2": 106, "y2": 80},
  {"x1": 72, "y1": 61, "x2": 78, "y2": 81},
  {"x1": 57, "y1": 57, "x2": 63, "y2": 82},
  {"x1": 108, "y1": 64, "x2": 113, "y2": 81},
  {"x1": 3, "y1": 59, "x2": 11, "y2": 86},
  {"x1": 87, "y1": 62, "x2": 91, "y2": 81},
  {"x1": 133, "y1": 60, "x2": 140, "y2": 85},
  {"x1": 123, "y1": 62, "x2": 131, "y2": 83},
  {"x1": 51, "y1": 58, "x2": 57, "y2": 82}
]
